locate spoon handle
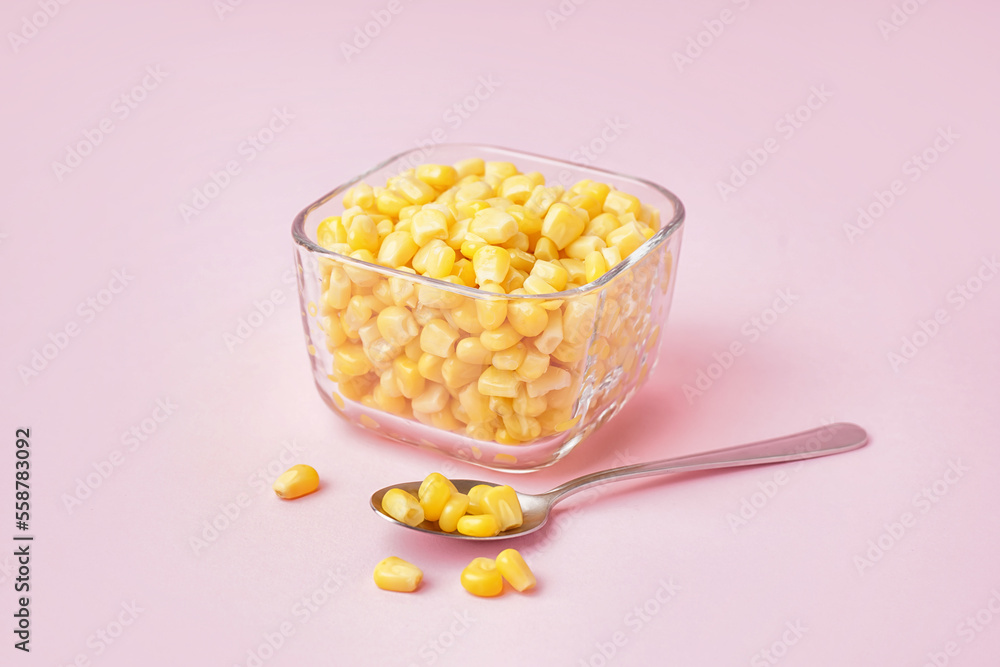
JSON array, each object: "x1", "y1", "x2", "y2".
[{"x1": 544, "y1": 423, "x2": 868, "y2": 504}]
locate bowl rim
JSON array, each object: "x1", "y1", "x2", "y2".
[{"x1": 291, "y1": 143, "x2": 685, "y2": 300}]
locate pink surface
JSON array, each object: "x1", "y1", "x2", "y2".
[{"x1": 3, "y1": 1, "x2": 999, "y2": 665}]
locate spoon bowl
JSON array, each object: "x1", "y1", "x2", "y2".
[{"x1": 370, "y1": 422, "x2": 869, "y2": 540}]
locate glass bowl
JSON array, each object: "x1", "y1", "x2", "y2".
[{"x1": 291, "y1": 144, "x2": 684, "y2": 471}]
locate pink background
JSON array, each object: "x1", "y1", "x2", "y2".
[{"x1": 3, "y1": 0, "x2": 1000, "y2": 665}]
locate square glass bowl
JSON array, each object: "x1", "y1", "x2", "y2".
[{"x1": 291, "y1": 144, "x2": 684, "y2": 471}]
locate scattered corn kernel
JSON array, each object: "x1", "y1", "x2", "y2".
[
  {"x1": 495, "y1": 549, "x2": 536, "y2": 592},
  {"x1": 272, "y1": 464, "x2": 319, "y2": 499},
  {"x1": 382, "y1": 488, "x2": 424, "y2": 526},
  {"x1": 460, "y1": 557, "x2": 504, "y2": 596},
  {"x1": 373, "y1": 557, "x2": 423, "y2": 592}
]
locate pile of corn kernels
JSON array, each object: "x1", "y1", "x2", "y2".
[{"x1": 314, "y1": 158, "x2": 663, "y2": 446}]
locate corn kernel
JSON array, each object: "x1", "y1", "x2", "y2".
[
  {"x1": 533, "y1": 237, "x2": 559, "y2": 261},
  {"x1": 469, "y1": 208, "x2": 518, "y2": 245},
  {"x1": 467, "y1": 484, "x2": 493, "y2": 514},
  {"x1": 347, "y1": 214, "x2": 380, "y2": 253},
  {"x1": 460, "y1": 233, "x2": 488, "y2": 260},
  {"x1": 417, "y1": 352, "x2": 445, "y2": 383},
  {"x1": 499, "y1": 174, "x2": 535, "y2": 204},
  {"x1": 437, "y1": 493, "x2": 470, "y2": 533},
  {"x1": 480, "y1": 322, "x2": 523, "y2": 352},
  {"x1": 451, "y1": 257, "x2": 477, "y2": 286},
  {"x1": 375, "y1": 306, "x2": 418, "y2": 347},
  {"x1": 455, "y1": 181, "x2": 494, "y2": 202},
  {"x1": 418, "y1": 478, "x2": 452, "y2": 522},
  {"x1": 507, "y1": 248, "x2": 536, "y2": 273},
  {"x1": 456, "y1": 337, "x2": 493, "y2": 365},
  {"x1": 420, "y1": 318, "x2": 460, "y2": 357},
  {"x1": 372, "y1": 384, "x2": 407, "y2": 414},
  {"x1": 601, "y1": 245, "x2": 623, "y2": 268},
  {"x1": 454, "y1": 157, "x2": 485, "y2": 178},
  {"x1": 515, "y1": 346, "x2": 550, "y2": 381},
  {"x1": 603, "y1": 190, "x2": 641, "y2": 217},
  {"x1": 393, "y1": 356, "x2": 425, "y2": 398},
  {"x1": 457, "y1": 516, "x2": 501, "y2": 539},
  {"x1": 451, "y1": 300, "x2": 486, "y2": 335},
  {"x1": 496, "y1": 549, "x2": 536, "y2": 592},
  {"x1": 460, "y1": 557, "x2": 504, "y2": 596},
  {"x1": 333, "y1": 343, "x2": 371, "y2": 376},
  {"x1": 528, "y1": 366, "x2": 571, "y2": 397},
  {"x1": 513, "y1": 384, "x2": 547, "y2": 416},
  {"x1": 541, "y1": 203, "x2": 586, "y2": 250},
  {"x1": 478, "y1": 366, "x2": 520, "y2": 398},
  {"x1": 484, "y1": 161, "x2": 518, "y2": 181},
  {"x1": 528, "y1": 260, "x2": 568, "y2": 291},
  {"x1": 455, "y1": 199, "x2": 490, "y2": 222},
  {"x1": 500, "y1": 267, "x2": 527, "y2": 293},
  {"x1": 584, "y1": 250, "x2": 608, "y2": 283},
  {"x1": 508, "y1": 205, "x2": 544, "y2": 236},
  {"x1": 503, "y1": 412, "x2": 541, "y2": 441},
  {"x1": 412, "y1": 382, "x2": 450, "y2": 414},
  {"x1": 422, "y1": 243, "x2": 456, "y2": 279},
  {"x1": 472, "y1": 245, "x2": 511, "y2": 285},
  {"x1": 491, "y1": 341, "x2": 527, "y2": 371},
  {"x1": 564, "y1": 235, "x2": 607, "y2": 260},
  {"x1": 441, "y1": 357, "x2": 484, "y2": 388},
  {"x1": 393, "y1": 174, "x2": 437, "y2": 205},
  {"x1": 524, "y1": 184, "x2": 563, "y2": 218},
  {"x1": 373, "y1": 557, "x2": 423, "y2": 592},
  {"x1": 382, "y1": 488, "x2": 424, "y2": 526},
  {"x1": 523, "y1": 274, "x2": 558, "y2": 295},
  {"x1": 533, "y1": 307, "x2": 564, "y2": 354},
  {"x1": 606, "y1": 220, "x2": 647, "y2": 258},
  {"x1": 480, "y1": 485, "x2": 523, "y2": 530},
  {"x1": 272, "y1": 464, "x2": 319, "y2": 499},
  {"x1": 475, "y1": 282, "x2": 507, "y2": 330},
  {"x1": 416, "y1": 164, "x2": 458, "y2": 189},
  {"x1": 458, "y1": 384, "x2": 493, "y2": 423},
  {"x1": 507, "y1": 299, "x2": 548, "y2": 337}
]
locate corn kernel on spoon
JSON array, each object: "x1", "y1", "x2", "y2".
[{"x1": 370, "y1": 422, "x2": 869, "y2": 540}]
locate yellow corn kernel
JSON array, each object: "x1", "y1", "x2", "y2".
[
  {"x1": 441, "y1": 357, "x2": 484, "y2": 389},
  {"x1": 489, "y1": 395, "x2": 514, "y2": 418},
  {"x1": 345, "y1": 250, "x2": 379, "y2": 285},
  {"x1": 347, "y1": 214, "x2": 380, "y2": 253},
  {"x1": 484, "y1": 160, "x2": 518, "y2": 181},
  {"x1": 500, "y1": 267, "x2": 527, "y2": 293},
  {"x1": 417, "y1": 278, "x2": 464, "y2": 310},
  {"x1": 529, "y1": 260, "x2": 569, "y2": 291},
  {"x1": 480, "y1": 322, "x2": 523, "y2": 352},
  {"x1": 336, "y1": 374, "x2": 374, "y2": 401},
  {"x1": 453, "y1": 157, "x2": 485, "y2": 178},
  {"x1": 563, "y1": 299, "x2": 597, "y2": 345},
  {"x1": 513, "y1": 384, "x2": 547, "y2": 416},
  {"x1": 322, "y1": 316, "x2": 347, "y2": 349},
  {"x1": 533, "y1": 236, "x2": 559, "y2": 261},
  {"x1": 417, "y1": 473, "x2": 457, "y2": 498},
  {"x1": 564, "y1": 235, "x2": 607, "y2": 260},
  {"x1": 507, "y1": 248, "x2": 536, "y2": 273},
  {"x1": 603, "y1": 190, "x2": 641, "y2": 217},
  {"x1": 541, "y1": 203, "x2": 585, "y2": 250},
  {"x1": 640, "y1": 225, "x2": 655, "y2": 240},
  {"x1": 393, "y1": 174, "x2": 438, "y2": 205},
  {"x1": 552, "y1": 339, "x2": 586, "y2": 363},
  {"x1": 475, "y1": 282, "x2": 507, "y2": 330},
  {"x1": 341, "y1": 205, "x2": 366, "y2": 227},
  {"x1": 422, "y1": 243, "x2": 456, "y2": 279},
  {"x1": 523, "y1": 274, "x2": 559, "y2": 295},
  {"x1": 408, "y1": 208, "x2": 449, "y2": 247},
  {"x1": 558, "y1": 258, "x2": 585, "y2": 285},
  {"x1": 446, "y1": 217, "x2": 471, "y2": 251},
  {"x1": 325, "y1": 266, "x2": 352, "y2": 309},
  {"x1": 393, "y1": 356, "x2": 425, "y2": 398},
  {"x1": 272, "y1": 464, "x2": 319, "y2": 499},
  {"x1": 640, "y1": 203, "x2": 661, "y2": 228},
  {"x1": 451, "y1": 257, "x2": 476, "y2": 286},
  {"x1": 455, "y1": 199, "x2": 490, "y2": 222},
  {"x1": 317, "y1": 216, "x2": 347, "y2": 248},
  {"x1": 515, "y1": 346, "x2": 550, "y2": 381},
  {"x1": 381, "y1": 488, "x2": 424, "y2": 526},
  {"x1": 527, "y1": 366, "x2": 572, "y2": 397},
  {"x1": 478, "y1": 366, "x2": 520, "y2": 398},
  {"x1": 372, "y1": 384, "x2": 407, "y2": 414},
  {"x1": 499, "y1": 174, "x2": 536, "y2": 204},
  {"x1": 503, "y1": 413, "x2": 541, "y2": 441},
  {"x1": 500, "y1": 231, "x2": 530, "y2": 253},
  {"x1": 584, "y1": 250, "x2": 608, "y2": 283},
  {"x1": 495, "y1": 428, "x2": 521, "y2": 445},
  {"x1": 373, "y1": 557, "x2": 423, "y2": 592},
  {"x1": 343, "y1": 183, "x2": 375, "y2": 210},
  {"x1": 450, "y1": 300, "x2": 486, "y2": 335},
  {"x1": 506, "y1": 299, "x2": 548, "y2": 337},
  {"x1": 376, "y1": 306, "x2": 418, "y2": 346},
  {"x1": 458, "y1": 384, "x2": 493, "y2": 423},
  {"x1": 457, "y1": 516, "x2": 501, "y2": 539},
  {"x1": 412, "y1": 238, "x2": 444, "y2": 273},
  {"x1": 469, "y1": 208, "x2": 518, "y2": 245},
  {"x1": 480, "y1": 485, "x2": 523, "y2": 530},
  {"x1": 397, "y1": 204, "x2": 420, "y2": 221},
  {"x1": 416, "y1": 164, "x2": 458, "y2": 189},
  {"x1": 460, "y1": 557, "x2": 504, "y2": 596},
  {"x1": 524, "y1": 184, "x2": 564, "y2": 218},
  {"x1": 533, "y1": 307, "x2": 564, "y2": 354},
  {"x1": 495, "y1": 549, "x2": 536, "y2": 592},
  {"x1": 460, "y1": 232, "x2": 488, "y2": 260},
  {"x1": 420, "y1": 318, "x2": 460, "y2": 357},
  {"x1": 412, "y1": 382, "x2": 450, "y2": 414},
  {"x1": 333, "y1": 343, "x2": 371, "y2": 377},
  {"x1": 507, "y1": 205, "x2": 544, "y2": 236},
  {"x1": 455, "y1": 180, "x2": 494, "y2": 202},
  {"x1": 437, "y1": 493, "x2": 470, "y2": 533},
  {"x1": 467, "y1": 484, "x2": 494, "y2": 514},
  {"x1": 472, "y1": 245, "x2": 511, "y2": 286},
  {"x1": 491, "y1": 341, "x2": 527, "y2": 371},
  {"x1": 585, "y1": 212, "x2": 620, "y2": 240},
  {"x1": 601, "y1": 245, "x2": 623, "y2": 268},
  {"x1": 606, "y1": 221, "x2": 647, "y2": 258},
  {"x1": 456, "y1": 337, "x2": 493, "y2": 365},
  {"x1": 418, "y1": 478, "x2": 452, "y2": 522},
  {"x1": 417, "y1": 352, "x2": 446, "y2": 383},
  {"x1": 343, "y1": 295, "x2": 372, "y2": 331}
]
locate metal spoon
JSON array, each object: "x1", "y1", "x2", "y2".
[{"x1": 370, "y1": 422, "x2": 868, "y2": 540}]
